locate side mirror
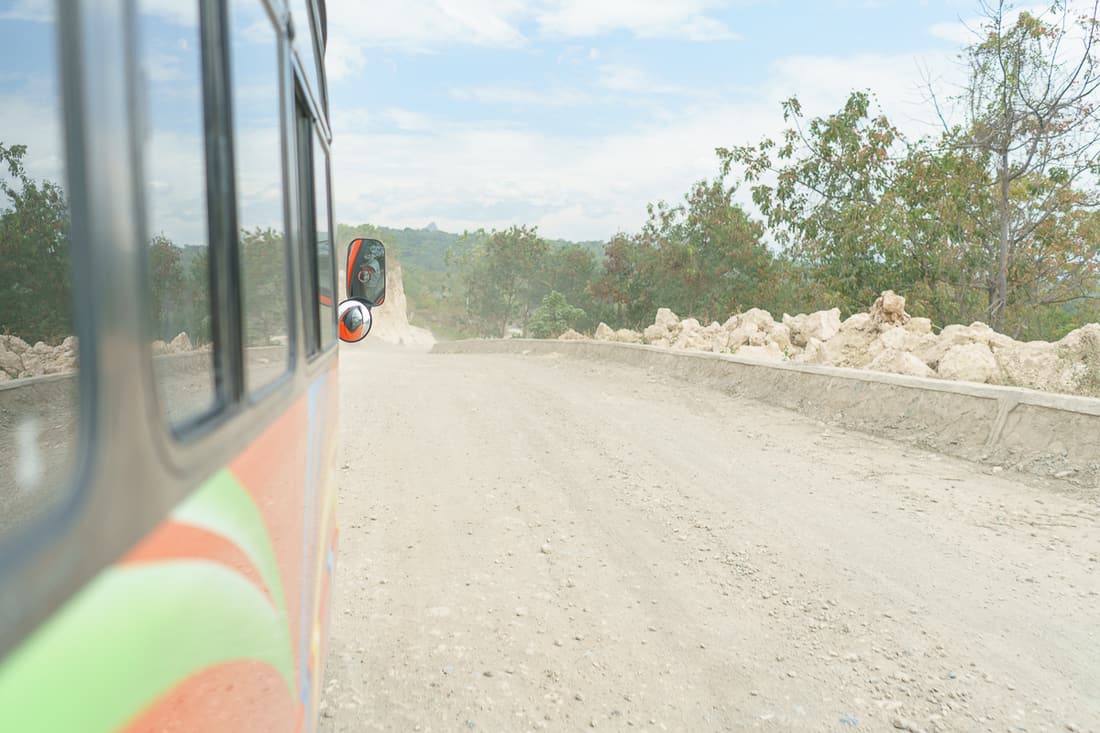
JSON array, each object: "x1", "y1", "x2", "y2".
[
  {"x1": 346, "y1": 238, "x2": 386, "y2": 307},
  {"x1": 337, "y1": 299, "x2": 373, "y2": 343}
]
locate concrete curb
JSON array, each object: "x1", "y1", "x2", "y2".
[{"x1": 433, "y1": 339, "x2": 1100, "y2": 488}]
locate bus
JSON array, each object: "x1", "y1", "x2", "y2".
[{"x1": 0, "y1": 1, "x2": 382, "y2": 730}]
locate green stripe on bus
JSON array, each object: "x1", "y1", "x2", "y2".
[
  {"x1": 0, "y1": 560, "x2": 295, "y2": 733},
  {"x1": 173, "y1": 469, "x2": 289, "y2": 616}
]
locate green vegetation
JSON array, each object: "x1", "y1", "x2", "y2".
[
  {"x1": 382, "y1": 2, "x2": 1099, "y2": 342},
  {"x1": 2, "y1": 4, "x2": 1097, "y2": 346},
  {"x1": 0, "y1": 143, "x2": 72, "y2": 343},
  {"x1": 529, "y1": 291, "x2": 587, "y2": 339}
]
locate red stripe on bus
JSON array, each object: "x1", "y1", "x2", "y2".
[
  {"x1": 121, "y1": 521, "x2": 274, "y2": 605},
  {"x1": 122, "y1": 659, "x2": 297, "y2": 733}
]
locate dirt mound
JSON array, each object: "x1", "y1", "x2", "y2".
[
  {"x1": 363, "y1": 261, "x2": 435, "y2": 347},
  {"x1": 586, "y1": 292, "x2": 1100, "y2": 398}
]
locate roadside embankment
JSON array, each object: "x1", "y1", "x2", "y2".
[{"x1": 433, "y1": 337, "x2": 1100, "y2": 491}]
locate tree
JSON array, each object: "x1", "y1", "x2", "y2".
[
  {"x1": 528, "y1": 291, "x2": 587, "y2": 338},
  {"x1": 147, "y1": 234, "x2": 184, "y2": 340},
  {"x1": 0, "y1": 142, "x2": 72, "y2": 343},
  {"x1": 946, "y1": 0, "x2": 1100, "y2": 330},
  {"x1": 591, "y1": 231, "x2": 657, "y2": 329},
  {"x1": 719, "y1": 91, "x2": 909, "y2": 316},
  {"x1": 656, "y1": 177, "x2": 774, "y2": 322},
  {"x1": 239, "y1": 227, "x2": 289, "y2": 346},
  {"x1": 449, "y1": 225, "x2": 550, "y2": 337}
]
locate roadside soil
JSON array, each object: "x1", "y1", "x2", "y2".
[{"x1": 322, "y1": 344, "x2": 1100, "y2": 733}]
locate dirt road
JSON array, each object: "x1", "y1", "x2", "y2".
[{"x1": 321, "y1": 344, "x2": 1100, "y2": 733}]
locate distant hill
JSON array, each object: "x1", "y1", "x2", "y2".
[{"x1": 336, "y1": 222, "x2": 605, "y2": 273}]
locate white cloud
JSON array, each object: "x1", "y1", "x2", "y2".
[
  {"x1": 324, "y1": 0, "x2": 741, "y2": 78},
  {"x1": 596, "y1": 64, "x2": 709, "y2": 97},
  {"x1": 449, "y1": 84, "x2": 590, "y2": 106},
  {"x1": 331, "y1": 40, "x2": 967, "y2": 241},
  {"x1": 536, "y1": 0, "x2": 741, "y2": 41}
]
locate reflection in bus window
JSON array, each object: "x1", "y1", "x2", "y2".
[
  {"x1": 314, "y1": 133, "x2": 336, "y2": 347},
  {"x1": 0, "y1": 6, "x2": 79, "y2": 536},
  {"x1": 289, "y1": 0, "x2": 321, "y2": 102},
  {"x1": 138, "y1": 0, "x2": 218, "y2": 427},
  {"x1": 230, "y1": 0, "x2": 291, "y2": 392}
]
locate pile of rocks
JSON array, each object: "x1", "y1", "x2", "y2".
[
  {"x1": 1, "y1": 330, "x2": 204, "y2": 382},
  {"x1": 575, "y1": 291, "x2": 1100, "y2": 398},
  {"x1": 0, "y1": 335, "x2": 78, "y2": 381},
  {"x1": 151, "y1": 332, "x2": 196, "y2": 356}
]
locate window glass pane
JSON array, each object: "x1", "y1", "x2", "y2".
[
  {"x1": 0, "y1": 4, "x2": 79, "y2": 536},
  {"x1": 137, "y1": 0, "x2": 218, "y2": 426},
  {"x1": 313, "y1": 133, "x2": 335, "y2": 347},
  {"x1": 230, "y1": 1, "x2": 290, "y2": 391},
  {"x1": 289, "y1": 0, "x2": 320, "y2": 101}
]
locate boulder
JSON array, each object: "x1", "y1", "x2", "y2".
[
  {"x1": 993, "y1": 340, "x2": 1059, "y2": 391},
  {"x1": 904, "y1": 317, "x2": 933, "y2": 335},
  {"x1": 168, "y1": 332, "x2": 193, "y2": 353},
  {"x1": 877, "y1": 326, "x2": 938, "y2": 355},
  {"x1": 792, "y1": 337, "x2": 826, "y2": 364},
  {"x1": 673, "y1": 318, "x2": 703, "y2": 349},
  {"x1": 841, "y1": 312, "x2": 873, "y2": 332},
  {"x1": 41, "y1": 352, "x2": 76, "y2": 375},
  {"x1": 558, "y1": 329, "x2": 586, "y2": 341},
  {"x1": 612, "y1": 328, "x2": 642, "y2": 344},
  {"x1": 966, "y1": 321, "x2": 1015, "y2": 349},
  {"x1": 821, "y1": 313, "x2": 879, "y2": 368},
  {"x1": 19, "y1": 350, "x2": 42, "y2": 377},
  {"x1": 785, "y1": 308, "x2": 841, "y2": 347},
  {"x1": 0, "y1": 343, "x2": 22, "y2": 377},
  {"x1": 0, "y1": 335, "x2": 29, "y2": 355},
  {"x1": 594, "y1": 323, "x2": 615, "y2": 341},
  {"x1": 767, "y1": 323, "x2": 793, "y2": 353},
  {"x1": 654, "y1": 308, "x2": 680, "y2": 331},
  {"x1": 642, "y1": 324, "x2": 667, "y2": 344},
  {"x1": 724, "y1": 326, "x2": 753, "y2": 352},
  {"x1": 740, "y1": 308, "x2": 776, "y2": 331},
  {"x1": 937, "y1": 343, "x2": 999, "y2": 384},
  {"x1": 870, "y1": 290, "x2": 910, "y2": 328},
  {"x1": 916, "y1": 324, "x2": 980, "y2": 368},
  {"x1": 734, "y1": 342, "x2": 785, "y2": 362},
  {"x1": 1053, "y1": 323, "x2": 1100, "y2": 396},
  {"x1": 867, "y1": 349, "x2": 935, "y2": 378}
]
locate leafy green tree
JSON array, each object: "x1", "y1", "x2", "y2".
[
  {"x1": 147, "y1": 234, "x2": 184, "y2": 340},
  {"x1": 449, "y1": 225, "x2": 550, "y2": 336},
  {"x1": 0, "y1": 142, "x2": 72, "y2": 343},
  {"x1": 591, "y1": 231, "x2": 657, "y2": 329},
  {"x1": 719, "y1": 91, "x2": 909, "y2": 317},
  {"x1": 945, "y1": 1, "x2": 1100, "y2": 331},
  {"x1": 528, "y1": 291, "x2": 587, "y2": 338},
  {"x1": 239, "y1": 227, "x2": 288, "y2": 346}
]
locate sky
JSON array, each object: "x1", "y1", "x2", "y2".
[
  {"x1": 0, "y1": 0, "x2": 1069, "y2": 245},
  {"x1": 324, "y1": 0, "x2": 987, "y2": 241}
]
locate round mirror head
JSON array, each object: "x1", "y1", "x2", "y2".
[{"x1": 337, "y1": 299, "x2": 372, "y2": 343}]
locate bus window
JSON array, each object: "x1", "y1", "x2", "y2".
[
  {"x1": 289, "y1": 0, "x2": 322, "y2": 106},
  {"x1": 230, "y1": 0, "x2": 291, "y2": 392},
  {"x1": 0, "y1": 5, "x2": 79, "y2": 536},
  {"x1": 137, "y1": 0, "x2": 219, "y2": 427},
  {"x1": 313, "y1": 131, "x2": 336, "y2": 348}
]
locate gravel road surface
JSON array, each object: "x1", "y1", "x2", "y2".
[{"x1": 321, "y1": 344, "x2": 1100, "y2": 732}]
